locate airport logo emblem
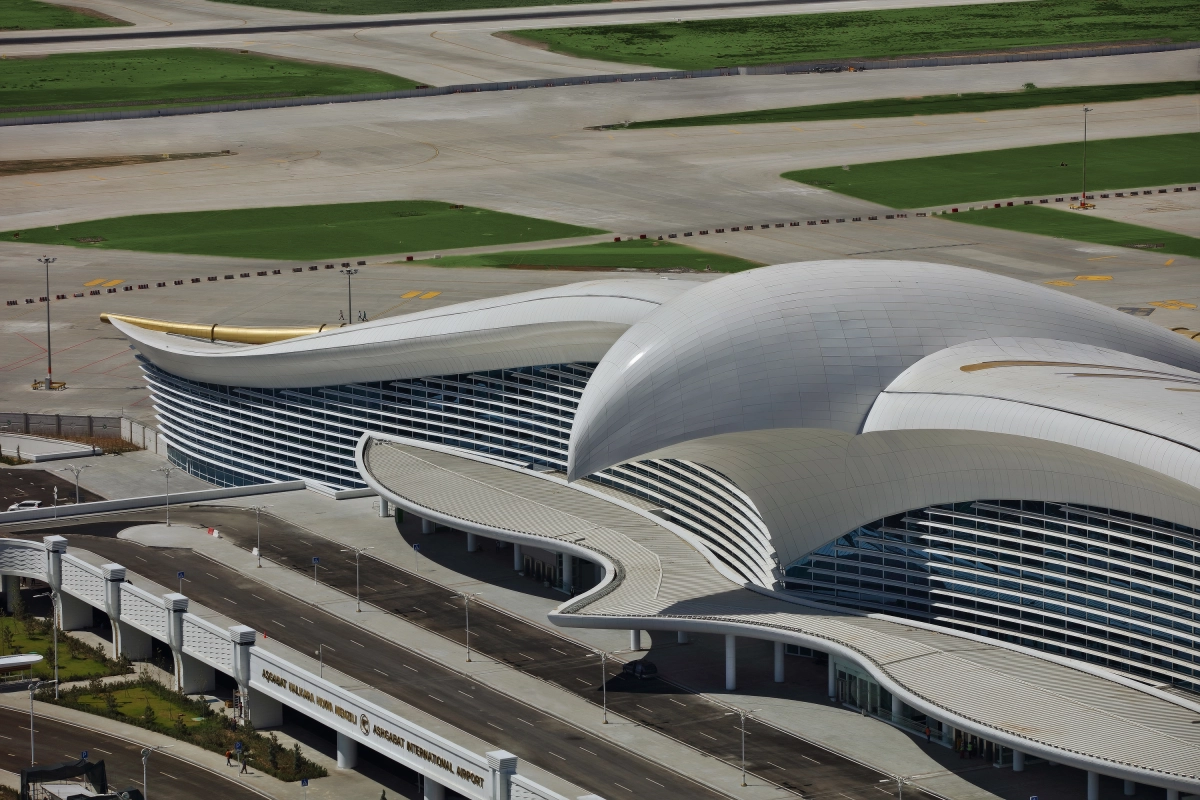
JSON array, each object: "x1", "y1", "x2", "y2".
[{"x1": 361, "y1": 713, "x2": 371, "y2": 736}]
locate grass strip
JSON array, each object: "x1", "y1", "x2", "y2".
[
  {"x1": 515, "y1": 0, "x2": 1200, "y2": 71},
  {"x1": 624, "y1": 81, "x2": 1199, "y2": 129},
  {"x1": 948, "y1": 205, "x2": 1200, "y2": 260},
  {"x1": 0, "y1": 615, "x2": 129, "y2": 682},
  {"x1": 2, "y1": 0, "x2": 128, "y2": 30},
  {"x1": 0, "y1": 48, "x2": 418, "y2": 116},
  {"x1": 42, "y1": 676, "x2": 326, "y2": 781},
  {"x1": 4, "y1": 201, "x2": 605, "y2": 260},
  {"x1": 419, "y1": 240, "x2": 761, "y2": 272},
  {"x1": 782, "y1": 133, "x2": 1200, "y2": 209},
  {"x1": 218, "y1": 0, "x2": 600, "y2": 15}
]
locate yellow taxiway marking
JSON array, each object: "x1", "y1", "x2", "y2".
[
  {"x1": 83, "y1": 279, "x2": 107, "y2": 287},
  {"x1": 852, "y1": 123, "x2": 866, "y2": 129},
  {"x1": 608, "y1": 135, "x2": 615, "y2": 140},
  {"x1": 974, "y1": 118, "x2": 989, "y2": 123},
  {"x1": 1044, "y1": 280, "x2": 1076, "y2": 286},
  {"x1": 1086, "y1": 256, "x2": 1117, "y2": 261},
  {"x1": 401, "y1": 290, "x2": 422, "y2": 299},
  {"x1": 730, "y1": 129, "x2": 742, "y2": 134},
  {"x1": 1075, "y1": 275, "x2": 1112, "y2": 280},
  {"x1": 1166, "y1": 259, "x2": 1176, "y2": 266},
  {"x1": 791, "y1": 126, "x2": 805, "y2": 132},
  {"x1": 89, "y1": 175, "x2": 106, "y2": 181},
  {"x1": 1150, "y1": 300, "x2": 1197, "y2": 310},
  {"x1": 913, "y1": 120, "x2": 928, "y2": 126},
  {"x1": 23, "y1": 181, "x2": 41, "y2": 186},
  {"x1": 419, "y1": 291, "x2": 442, "y2": 300},
  {"x1": 101, "y1": 279, "x2": 123, "y2": 287}
]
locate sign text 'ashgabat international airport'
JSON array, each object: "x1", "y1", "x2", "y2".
[{"x1": 250, "y1": 650, "x2": 489, "y2": 797}]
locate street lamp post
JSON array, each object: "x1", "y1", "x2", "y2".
[
  {"x1": 317, "y1": 644, "x2": 334, "y2": 679},
  {"x1": 141, "y1": 744, "x2": 173, "y2": 798},
  {"x1": 724, "y1": 708, "x2": 761, "y2": 787},
  {"x1": 340, "y1": 268, "x2": 358, "y2": 324},
  {"x1": 28, "y1": 679, "x2": 57, "y2": 765},
  {"x1": 1080, "y1": 107, "x2": 1094, "y2": 208},
  {"x1": 249, "y1": 505, "x2": 273, "y2": 568},
  {"x1": 340, "y1": 546, "x2": 375, "y2": 612},
  {"x1": 455, "y1": 591, "x2": 481, "y2": 662},
  {"x1": 56, "y1": 463, "x2": 93, "y2": 505},
  {"x1": 37, "y1": 256, "x2": 56, "y2": 391},
  {"x1": 152, "y1": 466, "x2": 180, "y2": 527}
]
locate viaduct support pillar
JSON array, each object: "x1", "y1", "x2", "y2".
[
  {"x1": 561, "y1": 553, "x2": 574, "y2": 594},
  {"x1": 377, "y1": 498, "x2": 390, "y2": 518},
  {"x1": 421, "y1": 518, "x2": 436, "y2": 534},
  {"x1": 630, "y1": 630, "x2": 642, "y2": 651},
  {"x1": 1012, "y1": 751, "x2": 1025, "y2": 772},
  {"x1": 422, "y1": 777, "x2": 446, "y2": 800},
  {"x1": 1087, "y1": 772, "x2": 1100, "y2": 800},
  {"x1": 827, "y1": 657, "x2": 836, "y2": 700},
  {"x1": 513, "y1": 543, "x2": 523, "y2": 572},
  {"x1": 1123, "y1": 781, "x2": 1136, "y2": 796},
  {"x1": 336, "y1": 732, "x2": 358, "y2": 769},
  {"x1": 677, "y1": 631, "x2": 689, "y2": 644},
  {"x1": 725, "y1": 635, "x2": 737, "y2": 691},
  {"x1": 773, "y1": 641, "x2": 785, "y2": 683}
]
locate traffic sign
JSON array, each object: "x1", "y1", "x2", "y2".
[
  {"x1": 301, "y1": 779, "x2": 309, "y2": 787},
  {"x1": 80, "y1": 750, "x2": 88, "y2": 760},
  {"x1": 177, "y1": 571, "x2": 185, "y2": 579},
  {"x1": 312, "y1": 557, "x2": 320, "y2": 564},
  {"x1": 413, "y1": 543, "x2": 421, "y2": 552},
  {"x1": 235, "y1": 741, "x2": 243, "y2": 751}
]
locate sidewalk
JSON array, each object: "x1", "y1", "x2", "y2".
[{"x1": 11, "y1": 448, "x2": 212, "y2": 500}]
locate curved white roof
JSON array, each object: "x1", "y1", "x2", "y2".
[
  {"x1": 115, "y1": 279, "x2": 697, "y2": 388},
  {"x1": 567, "y1": 261, "x2": 1200, "y2": 480},
  {"x1": 865, "y1": 337, "x2": 1200, "y2": 491}
]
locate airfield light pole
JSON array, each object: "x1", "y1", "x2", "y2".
[
  {"x1": 455, "y1": 592, "x2": 481, "y2": 662},
  {"x1": 153, "y1": 466, "x2": 180, "y2": 526},
  {"x1": 340, "y1": 546, "x2": 375, "y2": 612},
  {"x1": 340, "y1": 268, "x2": 358, "y2": 324},
  {"x1": 37, "y1": 256, "x2": 56, "y2": 390},
  {"x1": 57, "y1": 463, "x2": 93, "y2": 505},
  {"x1": 141, "y1": 744, "x2": 173, "y2": 798},
  {"x1": 1081, "y1": 107, "x2": 1094, "y2": 207},
  {"x1": 724, "y1": 708, "x2": 761, "y2": 786},
  {"x1": 250, "y1": 505, "x2": 273, "y2": 567},
  {"x1": 28, "y1": 680, "x2": 57, "y2": 765}
]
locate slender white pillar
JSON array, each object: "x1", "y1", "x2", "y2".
[
  {"x1": 773, "y1": 641, "x2": 785, "y2": 683},
  {"x1": 466, "y1": 532, "x2": 478, "y2": 552},
  {"x1": 562, "y1": 553, "x2": 574, "y2": 594},
  {"x1": 513, "y1": 543, "x2": 523, "y2": 572},
  {"x1": 725, "y1": 634, "x2": 736, "y2": 691},
  {"x1": 422, "y1": 776, "x2": 446, "y2": 800},
  {"x1": 421, "y1": 518, "x2": 435, "y2": 534},
  {"x1": 1012, "y1": 751, "x2": 1025, "y2": 772},
  {"x1": 1123, "y1": 781, "x2": 1136, "y2": 796},
  {"x1": 336, "y1": 732, "x2": 358, "y2": 769},
  {"x1": 1087, "y1": 771, "x2": 1100, "y2": 800},
  {"x1": 630, "y1": 629, "x2": 642, "y2": 651},
  {"x1": 942, "y1": 724, "x2": 955, "y2": 746},
  {"x1": 377, "y1": 498, "x2": 390, "y2": 517},
  {"x1": 891, "y1": 692, "x2": 904, "y2": 722},
  {"x1": 677, "y1": 631, "x2": 689, "y2": 644},
  {"x1": 827, "y1": 657, "x2": 836, "y2": 700},
  {"x1": 1167, "y1": 789, "x2": 1180, "y2": 800}
]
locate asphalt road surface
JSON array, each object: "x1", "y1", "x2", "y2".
[
  {"x1": 10, "y1": 517, "x2": 733, "y2": 800},
  {"x1": 0, "y1": 705, "x2": 268, "y2": 799},
  {"x1": 10, "y1": 510, "x2": 922, "y2": 800}
]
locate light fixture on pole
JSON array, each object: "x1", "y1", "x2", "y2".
[
  {"x1": 152, "y1": 466, "x2": 180, "y2": 526},
  {"x1": 37, "y1": 256, "x2": 56, "y2": 391},
  {"x1": 340, "y1": 268, "x2": 358, "y2": 324},
  {"x1": 249, "y1": 504, "x2": 273, "y2": 568},
  {"x1": 340, "y1": 545, "x2": 375, "y2": 612},
  {"x1": 1073, "y1": 107, "x2": 1095, "y2": 210},
  {"x1": 592, "y1": 650, "x2": 623, "y2": 724},
  {"x1": 28, "y1": 679, "x2": 57, "y2": 765},
  {"x1": 316, "y1": 644, "x2": 334, "y2": 679},
  {"x1": 56, "y1": 463, "x2": 93, "y2": 505},
  {"x1": 455, "y1": 591, "x2": 481, "y2": 662},
  {"x1": 723, "y1": 707, "x2": 761, "y2": 786},
  {"x1": 141, "y1": 744, "x2": 173, "y2": 798}
]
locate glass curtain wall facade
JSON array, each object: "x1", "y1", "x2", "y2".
[
  {"x1": 784, "y1": 500, "x2": 1200, "y2": 693},
  {"x1": 143, "y1": 359, "x2": 773, "y2": 586}
]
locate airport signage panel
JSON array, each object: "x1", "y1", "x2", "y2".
[{"x1": 249, "y1": 648, "x2": 490, "y2": 798}]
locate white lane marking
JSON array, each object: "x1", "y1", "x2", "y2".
[
  {"x1": 350, "y1": 639, "x2": 364, "y2": 647},
  {"x1": 252, "y1": 594, "x2": 265, "y2": 601},
  {"x1": 495, "y1": 624, "x2": 510, "y2": 631},
  {"x1": 548, "y1": 751, "x2": 566, "y2": 761},
  {"x1": 205, "y1": 572, "x2": 218, "y2": 579},
  {"x1": 516, "y1": 717, "x2": 534, "y2": 726},
  {"x1": 669, "y1": 698, "x2": 686, "y2": 706},
  {"x1": 487, "y1": 722, "x2": 504, "y2": 731},
  {"x1": 403, "y1": 664, "x2": 418, "y2": 672},
  {"x1": 802, "y1": 755, "x2": 821, "y2": 764},
  {"x1": 300, "y1": 616, "x2": 313, "y2": 624},
  {"x1": 646, "y1": 778, "x2": 664, "y2": 787},
  {"x1": 428, "y1": 695, "x2": 443, "y2": 703},
  {"x1": 614, "y1": 783, "x2": 633, "y2": 792},
  {"x1": 271, "y1": 620, "x2": 285, "y2": 627},
  {"x1": 551, "y1": 647, "x2": 568, "y2": 655},
  {"x1": 579, "y1": 746, "x2": 597, "y2": 755},
  {"x1": 374, "y1": 668, "x2": 388, "y2": 677}
]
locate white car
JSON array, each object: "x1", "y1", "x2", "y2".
[{"x1": 5, "y1": 500, "x2": 42, "y2": 512}]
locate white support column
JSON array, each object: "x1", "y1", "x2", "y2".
[
  {"x1": 891, "y1": 693, "x2": 905, "y2": 722},
  {"x1": 422, "y1": 777, "x2": 446, "y2": 800},
  {"x1": 101, "y1": 565, "x2": 125, "y2": 660},
  {"x1": 942, "y1": 724, "x2": 955, "y2": 746},
  {"x1": 1012, "y1": 751, "x2": 1025, "y2": 772},
  {"x1": 513, "y1": 543, "x2": 523, "y2": 572},
  {"x1": 1087, "y1": 771, "x2": 1100, "y2": 800},
  {"x1": 1123, "y1": 781, "x2": 1136, "y2": 796},
  {"x1": 725, "y1": 634, "x2": 736, "y2": 691},
  {"x1": 562, "y1": 553, "x2": 574, "y2": 594},
  {"x1": 630, "y1": 629, "x2": 642, "y2": 651},
  {"x1": 58, "y1": 592, "x2": 93, "y2": 631},
  {"x1": 677, "y1": 631, "x2": 689, "y2": 644},
  {"x1": 377, "y1": 498, "x2": 390, "y2": 518},
  {"x1": 827, "y1": 657, "x2": 836, "y2": 700},
  {"x1": 1167, "y1": 789, "x2": 1180, "y2": 800},
  {"x1": 421, "y1": 518, "x2": 436, "y2": 534},
  {"x1": 336, "y1": 732, "x2": 358, "y2": 769},
  {"x1": 488, "y1": 750, "x2": 517, "y2": 800},
  {"x1": 466, "y1": 532, "x2": 478, "y2": 553},
  {"x1": 773, "y1": 641, "x2": 785, "y2": 683},
  {"x1": 2, "y1": 575, "x2": 20, "y2": 613},
  {"x1": 247, "y1": 687, "x2": 283, "y2": 728}
]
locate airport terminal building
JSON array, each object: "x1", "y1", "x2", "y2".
[{"x1": 107, "y1": 261, "x2": 1200, "y2": 797}]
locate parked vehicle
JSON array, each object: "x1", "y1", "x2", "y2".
[
  {"x1": 5, "y1": 500, "x2": 41, "y2": 512},
  {"x1": 621, "y1": 659, "x2": 659, "y2": 680}
]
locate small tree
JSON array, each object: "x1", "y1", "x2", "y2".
[
  {"x1": 103, "y1": 689, "x2": 118, "y2": 714},
  {"x1": 0, "y1": 624, "x2": 15, "y2": 656},
  {"x1": 142, "y1": 703, "x2": 156, "y2": 726}
]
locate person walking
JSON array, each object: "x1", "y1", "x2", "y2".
[
  {"x1": 240, "y1": 751, "x2": 250, "y2": 774},
  {"x1": 924, "y1": 726, "x2": 931, "y2": 742},
  {"x1": 966, "y1": 740, "x2": 975, "y2": 759},
  {"x1": 225, "y1": 749, "x2": 233, "y2": 767}
]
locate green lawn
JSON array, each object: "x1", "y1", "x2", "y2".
[
  {"x1": 782, "y1": 133, "x2": 1200, "y2": 209},
  {"x1": 949, "y1": 205, "x2": 1200, "y2": 259},
  {"x1": 420, "y1": 240, "x2": 762, "y2": 272},
  {"x1": 625, "y1": 81, "x2": 1199, "y2": 129},
  {"x1": 4, "y1": 201, "x2": 606, "y2": 260},
  {"x1": 221, "y1": 0, "x2": 600, "y2": 13},
  {"x1": 0, "y1": 48, "x2": 418, "y2": 117},
  {"x1": 0, "y1": 617, "x2": 127, "y2": 682},
  {"x1": 515, "y1": 0, "x2": 1200, "y2": 70},
  {"x1": 2, "y1": 0, "x2": 128, "y2": 30}
]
